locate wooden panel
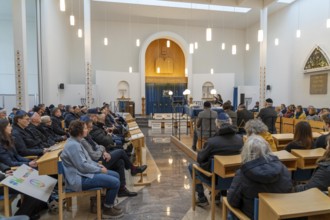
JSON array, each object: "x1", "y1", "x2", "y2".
[
  {"x1": 309, "y1": 120, "x2": 325, "y2": 132},
  {"x1": 282, "y1": 118, "x2": 294, "y2": 133},
  {"x1": 145, "y1": 39, "x2": 185, "y2": 78}
]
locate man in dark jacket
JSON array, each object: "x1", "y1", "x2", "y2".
[
  {"x1": 188, "y1": 113, "x2": 243, "y2": 207},
  {"x1": 12, "y1": 111, "x2": 47, "y2": 156},
  {"x1": 237, "y1": 104, "x2": 254, "y2": 134},
  {"x1": 257, "y1": 98, "x2": 278, "y2": 134},
  {"x1": 39, "y1": 116, "x2": 66, "y2": 145},
  {"x1": 51, "y1": 107, "x2": 67, "y2": 136},
  {"x1": 64, "y1": 105, "x2": 79, "y2": 128}
]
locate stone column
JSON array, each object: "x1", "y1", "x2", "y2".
[{"x1": 84, "y1": 0, "x2": 92, "y2": 107}]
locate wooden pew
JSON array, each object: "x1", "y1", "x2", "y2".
[
  {"x1": 259, "y1": 188, "x2": 330, "y2": 220},
  {"x1": 309, "y1": 120, "x2": 325, "y2": 133},
  {"x1": 281, "y1": 118, "x2": 294, "y2": 133},
  {"x1": 291, "y1": 148, "x2": 326, "y2": 169}
]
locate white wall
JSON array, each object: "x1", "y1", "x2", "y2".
[
  {"x1": 58, "y1": 84, "x2": 98, "y2": 107},
  {"x1": 95, "y1": 70, "x2": 141, "y2": 113},
  {"x1": 41, "y1": 0, "x2": 71, "y2": 105},
  {"x1": 192, "y1": 73, "x2": 235, "y2": 102},
  {"x1": 237, "y1": 86, "x2": 259, "y2": 110},
  {"x1": 69, "y1": 20, "x2": 246, "y2": 86},
  {"x1": 246, "y1": 0, "x2": 330, "y2": 107}
]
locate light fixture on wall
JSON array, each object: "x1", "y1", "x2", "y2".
[
  {"x1": 128, "y1": 4, "x2": 133, "y2": 73},
  {"x1": 296, "y1": 1, "x2": 301, "y2": 38},
  {"x1": 129, "y1": 66, "x2": 132, "y2": 73},
  {"x1": 206, "y1": 1, "x2": 212, "y2": 41},
  {"x1": 77, "y1": 0, "x2": 83, "y2": 38},
  {"x1": 185, "y1": 68, "x2": 188, "y2": 77},
  {"x1": 245, "y1": 44, "x2": 250, "y2": 51},
  {"x1": 136, "y1": 39, "x2": 140, "y2": 47},
  {"x1": 275, "y1": 38, "x2": 279, "y2": 46},
  {"x1": 70, "y1": 0, "x2": 75, "y2": 26},
  {"x1": 166, "y1": 40, "x2": 170, "y2": 48},
  {"x1": 221, "y1": 42, "x2": 225, "y2": 50},
  {"x1": 189, "y1": 43, "x2": 194, "y2": 54},
  {"x1": 232, "y1": 45, "x2": 237, "y2": 55},
  {"x1": 210, "y1": 68, "x2": 214, "y2": 75},
  {"x1": 258, "y1": 29, "x2": 263, "y2": 42},
  {"x1": 210, "y1": 88, "x2": 217, "y2": 95},
  {"x1": 194, "y1": 42, "x2": 198, "y2": 49},
  {"x1": 60, "y1": 0, "x2": 66, "y2": 11},
  {"x1": 104, "y1": 7, "x2": 108, "y2": 46},
  {"x1": 327, "y1": 0, "x2": 330, "y2": 28},
  {"x1": 245, "y1": 12, "x2": 250, "y2": 51}
]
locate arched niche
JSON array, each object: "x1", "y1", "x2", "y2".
[
  {"x1": 117, "y1": 81, "x2": 129, "y2": 99},
  {"x1": 202, "y1": 81, "x2": 214, "y2": 99}
]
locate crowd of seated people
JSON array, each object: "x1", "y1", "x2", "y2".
[{"x1": 0, "y1": 102, "x2": 147, "y2": 219}]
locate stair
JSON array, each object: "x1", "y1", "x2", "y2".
[{"x1": 135, "y1": 115, "x2": 150, "y2": 127}]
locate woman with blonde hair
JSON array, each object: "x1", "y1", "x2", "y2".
[
  {"x1": 295, "y1": 136, "x2": 330, "y2": 192},
  {"x1": 227, "y1": 135, "x2": 292, "y2": 219},
  {"x1": 244, "y1": 119, "x2": 277, "y2": 151}
]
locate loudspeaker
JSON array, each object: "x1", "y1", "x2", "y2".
[
  {"x1": 58, "y1": 83, "x2": 64, "y2": 89},
  {"x1": 240, "y1": 93, "x2": 245, "y2": 105},
  {"x1": 266, "y1": 85, "x2": 271, "y2": 91}
]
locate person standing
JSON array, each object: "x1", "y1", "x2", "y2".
[{"x1": 257, "y1": 98, "x2": 278, "y2": 134}]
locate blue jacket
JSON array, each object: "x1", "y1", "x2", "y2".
[
  {"x1": 0, "y1": 144, "x2": 30, "y2": 167},
  {"x1": 60, "y1": 137, "x2": 102, "y2": 192},
  {"x1": 227, "y1": 155, "x2": 292, "y2": 219}
]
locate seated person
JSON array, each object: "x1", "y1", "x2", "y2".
[
  {"x1": 0, "y1": 108, "x2": 7, "y2": 120},
  {"x1": 12, "y1": 111, "x2": 48, "y2": 156},
  {"x1": 314, "y1": 113, "x2": 330, "y2": 148},
  {"x1": 8, "y1": 107, "x2": 19, "y2": 124},
  {"x1": 50, "y1": 107, "x2": 67, "y2": 136},
  {"x1": 280, "y1": 104, "x2": 287, "y2": 115},
  {"x1": 245, "y1": 119, "x2": 277, "y2": 151},
  {"x1": 64, "y1": 105, "x2": 79, "y2": 128},
  {"x1": 283, "y1": 104, "x2": 295, "y2": 118},
  {"x1": 227, "y1": 135, "x2": 292, "y2": 219},
  {"x1": 250, "y1": 101, "x2": 259, "y2": 112},
  {"x1": 60, "y1": 120, "x2": 123, "y2": 219},
  {"x1": 223, "y1": 101, "x2": 237, "y2": 127},
  {"x1": 192, "y1": 101, "x2": 217, "y2": 151},
  {"x1": 26, "y1": 112, "x2": 52, "y2": 147},
  {"x1": 81, "y1": 116, "x2": 147, "y2": 197},
  {"x1": 294, "y1": 105, "x2": 306, "y2": 120},
  {"x1": 295, "y1": 137, "x2": 330, "y2": 192},
  {"x1": 306, "y1": 107, "x2": 320, "y2": 121},
  {"x1": 285, "y1": 121, "x2": 313, "y2": 152},
  {"x1": 236, "y1": 104, "x2": 254, "y2": 134},
  {"x1": 39, "y1": 116, "x2": 66, "y2": 145},
  {"x1": 188, "y1": 113, "x2": 243, "y2": 207}
]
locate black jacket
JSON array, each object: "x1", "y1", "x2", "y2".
[
  {"x1": 64, "y1": 112, "x2": 79, "y2": 128},
  {"x1": 12, "y1": 124, "x2": 44, "y2": 156},
  {"x1": 237, "y1": 109, "x2": 254, "y2": 128},
  {"x1": 51, "y1": 115, "x2": 67, "y2": 136},
  {"x1": 26, "y1": 124, "x2": 50, "y2": 148},
  {"x1": 89, "y1": 122, "x2": 114, "y2": 149},
  {"x1": 197, "y1": 124, "x2": 243, "y2": 172},
  {"x1": 0, "y1": 144, "x2": 30, "y2": 167},
  {"x1": 314, "y1": 133, "x2": 330, "y2": 148},
  {"x1": 295, "y1": 160, "x2": 330, "y2": 192},
  {"x1": 258, "y1": 106, "x2": 278, "y2": 134},
  {"x1": 227, "y1": 155, "x2": 292, "y2": 219},
  {"x1": 39, "y1": 124, "x2": 65, "y2": 145}
]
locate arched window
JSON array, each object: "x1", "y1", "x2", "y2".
[
  {"x1": 117, "y1": 81, "x2": 130, "y2": 99},
  {"x1": 202, "y1": 82, "x2": 214, "y2": 99}
]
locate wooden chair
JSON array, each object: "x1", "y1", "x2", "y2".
[
  {"x1": 192, "y1": 160, "x2": 233, "y2": 220},
  {"x1": 222, "y1": 197, "x2": 250, "y2": 220},
  {"x1": 0, "y1": 183, "x2": 17, "y2": 217},
  {"x1": 57, "y1": 161, "x2": 102, "y2": 220}
]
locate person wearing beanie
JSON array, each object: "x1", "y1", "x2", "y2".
[
  {"x1": 188, "y1": 112, "x2": 243, "y2": 207},
  {"x1": 257, "y1": 98, "x2": 278, "y2": 134}
]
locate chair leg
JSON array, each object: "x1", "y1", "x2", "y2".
[
  {"x1": 66, "y1": 197, "x2": 72, "y2": 211},
  {"x1": 97, "y1": 190, "x2": 102, "y2": 220},
  {"x1": 211, "y1": 174, "x2": 216, "y2": 220},
  {"x1": 222, "y1": 199, "x2": 228, "y2": 220},
  {"x1": 59, "y1": 196, "x2": 64, "y2": 220},
  {"x1": 192, "y1": 167, "x2": 196, "y2": 211},
  {"x1": 4, "y1": 186, "x2": 10, "y2": 217}
]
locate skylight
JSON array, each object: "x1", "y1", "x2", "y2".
[{"x1": 94, "y1": 0, "x2": 251, "y2": 13}]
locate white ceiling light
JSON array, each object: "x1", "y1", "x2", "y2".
[
  {"x1": 194, "y1": 42, "x2": 198, "y2": 49},
  {"x1": 189, "y1": 43, "x2": 194, "y2": 54},
  {"x1": 60, "y1": 0, "x2": 66, "y2": 11},
  {"x1": 277, "y1": 0, "x2": 296, "y2": 3},
  {"x1": 104, "y1": 37, "x2": 108, "y2": 45},
  {"x1": 70, "y1": 15, "x2": 75, "y2": 26},
  {"x1": 296, "y1": 29, "x2": 301, "y2": 38},
  {"x1": 274, "y1": 38, "x2": 279, "y2": 46},
  {"x1": 129, "y1": 66, "x2": 132, "y2": 73},
  {"x1": 210, "y1": 68, "x2": 214, "y2": 75},
  {"x1": 221, "y1": 43, "x2": 225, "y2": 50},
  {"x1": 258, "y1": 29, "x2": 263, "y2": 42},
  {"x1": 94, "y1": 0, "x2": 251, "y2": 13},
  {"x1": 78, "y1": 28, "x2": 83, "y2": 38},
  {"x1": 245, "y1": 43, "x2": 250, "y2": 51},
  {"x1": 136, "y1": 38, "x2": 140, "y2": 47},
  {"x1": 206, "y1": 27, "x2": 212, "y2": 42},
  {"x1": 232, "y1": 45, "x2": 237, "y2": 55}
]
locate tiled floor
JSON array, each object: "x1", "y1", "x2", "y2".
[{"x1": 8, "y1": 127, "x2": 221, "y2": 219}]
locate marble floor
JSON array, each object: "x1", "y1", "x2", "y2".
[{"x1": 7, "y1": 127, "x2": 222, "y2": 220}]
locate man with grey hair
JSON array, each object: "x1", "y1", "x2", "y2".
[
  {"x1": 188, "y1": 112, "x2": 243, "y2": 207},
  {"x1": 0, "y1": 108, "x2": 7, "y2": 120},
  {"x1": 257, "y1": 98, "x2": 278, "y2": 134}
]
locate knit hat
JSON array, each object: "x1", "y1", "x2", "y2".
[
  {"x1": 265, "y1": 98, "x2": 273, "y2": 103},
  {"x1": 80, "y1": 115, "x2": 91, "y2": 122},
  {"x1": 15, "y1": 110, "x2": 27, "y2": 116},
  {"x1": 217, "y1": 112, "x2": 230, "y2": 122}
]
